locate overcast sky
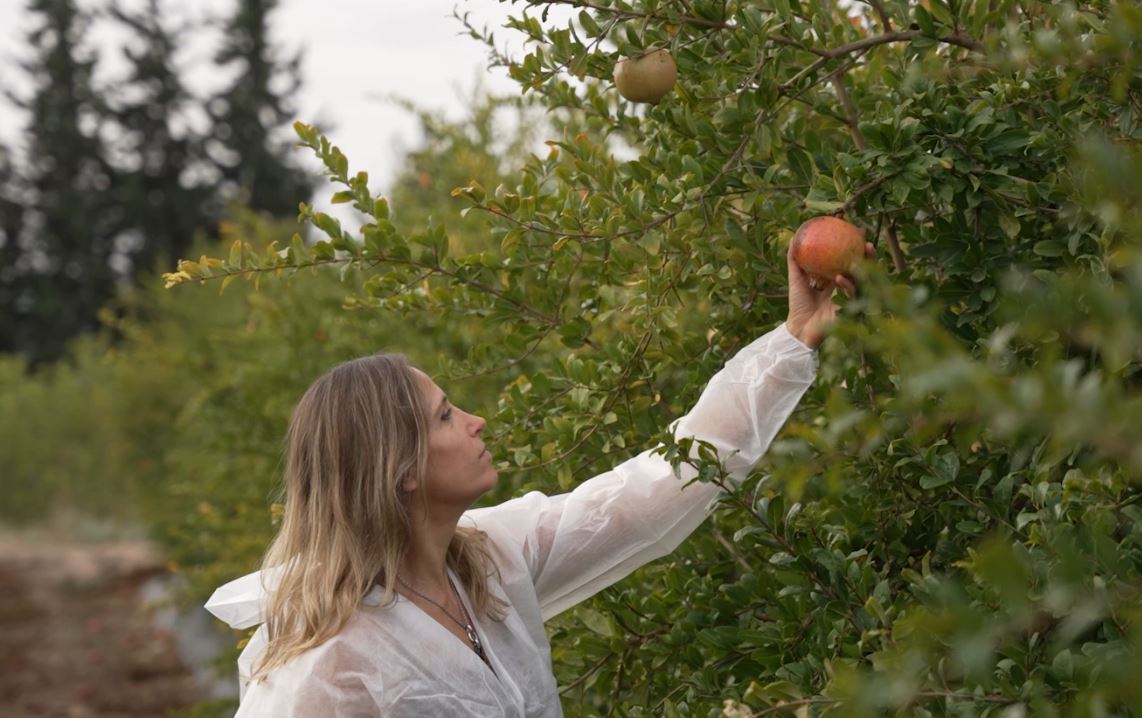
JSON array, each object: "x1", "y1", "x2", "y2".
[{"x1": 0, "y1": 0, "x2": 574, "y2": 215}]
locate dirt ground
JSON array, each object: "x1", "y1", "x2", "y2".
[{"x1": 0, "y1": 533, "x2": 203, "y2": 718}]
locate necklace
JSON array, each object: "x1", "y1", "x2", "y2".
[{"x1": 397, "y1": 574, "x2": 492, "y2": 668}]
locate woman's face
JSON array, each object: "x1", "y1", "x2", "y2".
[{"x1": 412, "y1": 369, "x2": 498, "y2": 509}]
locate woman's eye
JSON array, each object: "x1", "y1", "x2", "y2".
[{"x1": 442, "y1": 409, "x2": 453, "y2": 422}]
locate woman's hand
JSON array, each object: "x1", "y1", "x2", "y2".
[{"x1": 784, "y1": 241, "x2": 876, "y2": 350}]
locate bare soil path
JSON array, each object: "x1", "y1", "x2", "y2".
[{"x1": 0, "y1": 533, "x2": 202, "y2": 718}]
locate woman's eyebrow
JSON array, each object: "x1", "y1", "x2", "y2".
[{"x1": 436, "y1": 395, "x2": 449, "y2": 414}]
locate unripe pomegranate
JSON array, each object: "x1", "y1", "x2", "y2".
[
  {"x1": 790, "y1": 216, "x2": 865, "y2": 290},
  {"x1": 613, "y1": 49, "x2": 677, "y2": 104}
]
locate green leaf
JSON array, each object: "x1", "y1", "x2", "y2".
[
  {"x1": 579, "y1": 608, "x2": 615, "y2": 637},
  {"x1": 312, "y1": 212, "x2": 343, "y2": 241},
  {"x1": 892, "y1": 178, "x2": 911, "y2": 205},
  {"x1": 999, "y1": 213, "x2": 1021, "y2": 239},
  {"x1": 1051, "y1": 649, "x2": 1074, "y2": 681},
  {"x1": 804, "y1": 199, "x2": 845, "y2": 212},
  {"x1": 927, "y1": 1, "x2": 955, "y2": 26},
  {"x1": 558, "y1": 317, "x2": 592, "y2": 348},
  {"x1": 915, "y1": 4, "x2": 936, "y2": 34},
  {"x1": 993, "y1": 474, "x2": 1014, "y2": 506},
  {"x1": 1033, "y1": 240, "x2": 1066, "y2": 257},
  {"x1": 769, "y1": 552, "x2": 796, "y2": 566},
  {"x1": 219, "y1": 273, "x2": 238, "y2": 294},
  {"x1": 787, "y1": 148, "x2": 814, "y2": 183},
  {"x1": 578, "y1": 9, "x2": 600, "y2": 37},
  {"x1": 921, "y1": 452, "x2": 960, "y2": 489},
  {"x1": 987, "y1": 131, "x2": 1031, "y2": 154},
  {"x1": 228, "y1": 240, "x2": 243, "y2": 267},
  {"x1": 289, "y1": 233, "x2": 310, "y2": 263}
]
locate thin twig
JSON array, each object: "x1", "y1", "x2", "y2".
[
  {"x1": 864, "y1": 0, "x2": 893, "y2": 32},
  {"x1": 838, "y1": 171, "x2": 901, "y2": 215},
  {"x1": 558, "y1": 652, "x2": 611, "y2": 694},
  {"x1": 830, "y1": 72, "x2": 867, "y2": 150},
  {"x1": 885, "y1": 221, "x2": 907, "y2": 273},
  {"x1": 814, "y1": 29, "x2": 984, "y2": 58},
  {"x1": 714, "y1": 530, "x2": 753, "y2": 572}
]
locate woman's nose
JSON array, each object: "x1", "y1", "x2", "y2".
[{"x1": 469, "y1": 412, "x2": 486, "y2": 435}]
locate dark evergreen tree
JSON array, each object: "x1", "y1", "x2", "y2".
[
  {"x1": 0, "y1": 144, "x2": 30, "y2": 356},
  {"x1": 206, "y1": 0, "x2": 313, "y2": 217},
  {"x1": 7, "y1": 0, "x2": 121, "y2": 364},
  {"x1": 107, "y1": 0, "x2": 215, "y2": 277}
]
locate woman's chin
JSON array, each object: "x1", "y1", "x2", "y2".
[{"x1": 478, "y1": 470, "x2": 499, "y2": 495}]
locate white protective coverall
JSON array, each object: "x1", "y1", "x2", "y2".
[{"x1": 205, "y1": 323, "x2": 817, "y2": 717}]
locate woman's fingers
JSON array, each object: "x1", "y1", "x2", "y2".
[
  {"x1": 835, "y1": 274, "x2": 856, "y2": 299},
  {"x1": 832, "y1": 245, "x2": 875, "y2": 298}
]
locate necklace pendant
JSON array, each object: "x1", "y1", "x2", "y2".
[{"x1": 466, "y1": 625, "x2": 482, "y2": 649}]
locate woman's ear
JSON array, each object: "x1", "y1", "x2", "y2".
[{"x1": 400, "y1": 475, "x2": 419, "y2": 493}]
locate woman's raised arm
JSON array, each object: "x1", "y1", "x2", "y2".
[
  {"x1": 467, "y1": 237, "x2": 874, "y2": 619},
  {"x1": 464, "y1": 321, "x2": 818, "y2": 620}
]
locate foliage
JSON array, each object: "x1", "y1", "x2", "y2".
[
  {"x1": 0, "y1": 336, "x2": 135, "y2": 525},
  {"x1": 169, "y1": 0, "x2": 1141, "y2": 715}
]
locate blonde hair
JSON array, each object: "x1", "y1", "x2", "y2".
[{"x1": 252, "y1": 353, "x2": 506, "y2": 680}]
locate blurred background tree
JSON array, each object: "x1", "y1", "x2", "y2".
[
  {"x1": 0, "y1": 0, "x2": 311, "y2": 364},
  {"x1": 5, "y1": 0, "x2": 120, "y2": 363},
  {"x1": 204, "y1": 0, "x2": 313, "y2": 218},
  {"x1": 106, "y1": 0, "x2": 216, "y2": 280}
]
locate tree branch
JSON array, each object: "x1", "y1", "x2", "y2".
[
  {"x1": 815, "y1": 29, "x2": 984, "y2": 59},
  {"x1": 885, "y1": 220, "x2": 907, "y2": 273},
  {"x1": 830, "y1": 72, "x2": 866, "y2": 150},
  {"x1": 863, "y1": 0, "x2": 893, "y2": 32},
  {"x1": 838, "y1": 171, "x2": 901, "y2": 215}
]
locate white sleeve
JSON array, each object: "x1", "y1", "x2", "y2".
[{"x1": 465, "y1": 322, "x2": 817, "y2": 620}]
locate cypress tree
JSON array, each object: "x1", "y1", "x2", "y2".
[
  {"x1": 7, "y1": 0, "x2": 121, "y2": 364},
  {"x1": 107, "y1": 0, "x2": 214, "y2": 277},
  {"x1": 206, "y1": 0, "x2": 313, "y2": 217},
  {"x1": 0, "y1": 144, "x2": 30, "y2": 356}
]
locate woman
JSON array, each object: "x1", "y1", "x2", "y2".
[{"x1": 205, "y1": 242, "x2": 872, "y2": 716}]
